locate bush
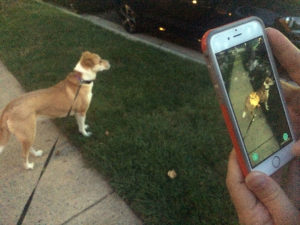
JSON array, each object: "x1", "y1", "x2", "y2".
[{"x1": 44, "y1": 0, "x2": 116, "y2": 13}]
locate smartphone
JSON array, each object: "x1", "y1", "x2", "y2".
[{"x1": 202, "y1": 17, "x2": 295, "y2": 176}]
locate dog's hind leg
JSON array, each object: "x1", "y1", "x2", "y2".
[
  {"x1": 0, "y1": 126, "x2": 11, "y2": 154},
  {"x1": 8, "y1": 116, "x2": 37, "y2": 169},
  {"x1": 21, "y1": 140, "x2": 34, "y2": 169},
  {"x1": 242, "y1": 111, "x2": 247, "y2": 118}
]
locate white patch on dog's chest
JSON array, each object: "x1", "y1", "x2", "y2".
[
  {"x1": 86, "y1": 83, "x2": 93, "y2": 103},
  {"x1": 87, "y1": 92, "x2": 93, "y2": 103}
]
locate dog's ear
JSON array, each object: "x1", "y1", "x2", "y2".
[
  {"x1": 82, "y1": 51, "x2": 92, "y2": 56},
  {"x1": 80, "y1": 51, "x2": 95, "y2": 69}
]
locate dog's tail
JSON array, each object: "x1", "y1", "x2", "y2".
[{"x1": 0, "y1": 108, "x2": 11, "y2": 151}]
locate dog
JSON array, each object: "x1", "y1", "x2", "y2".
[
  {"x1": 0, "y1": 51, "x2": 110, "y2": 169},
  {"x1": 242, "y1": 77, "x2": 274, "y2": 119},
  {"x1": 256, "y1": 77, "x2": 274, "y2": 111}
]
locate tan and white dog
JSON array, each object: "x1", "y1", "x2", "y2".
[
  {"x1": 0, "y1": 51, "x2": 110, "y2": 169},
  {"x1": 242, "y1": 77, "x2": 274, "y2": 119}
]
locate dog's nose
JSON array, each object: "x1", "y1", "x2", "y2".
[{"x1": 105, "y1": 60, "x2": 111, "y2": 70}]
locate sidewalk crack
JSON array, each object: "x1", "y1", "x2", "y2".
[{"x1": 60, "y1": 190, "x2": 115, "y2": 225}]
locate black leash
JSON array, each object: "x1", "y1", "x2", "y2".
[
  {"x1": 245, "y1": 115, "x2": 255, "y2": 135},
  {"x1": 17, "y1": 136, "x2": 59, "y2": 225},
  {"x1": 17, "y1": 82, "x2": 83, "y2": 225}
]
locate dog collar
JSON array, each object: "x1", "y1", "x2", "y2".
[
  {"x1": 73, "y1": 71, "x2": 94, "y2": 84},
  {"x1": 80, "y1": 79, "x2": 94, "y2": 84}
]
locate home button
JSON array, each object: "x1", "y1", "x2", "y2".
[{"x1": 272, "y1": 156, "x2": 280, "y2": 168}]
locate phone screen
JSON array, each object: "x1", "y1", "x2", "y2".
[{"x1": 215, "y1": 36, "x2": 292, "y2": 167}]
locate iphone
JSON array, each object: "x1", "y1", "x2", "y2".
[{"x1": 202, "y1": 17, "x2": 295, "y2": 176}]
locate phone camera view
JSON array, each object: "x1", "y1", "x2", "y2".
[{"x1": 216, "y1": 37, "x2": 292, "y2": 167}]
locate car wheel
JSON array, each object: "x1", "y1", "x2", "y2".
[{"x1": 119, "y1": 3, "x2": 139, "y2": 33}]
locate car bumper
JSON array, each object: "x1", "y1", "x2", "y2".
[
  {"x1": 285, "y1": 30, "x2": 300, "y2": 47},
  {"x1": 277, "y1": 17, "x2": 300, "y2": 47}
]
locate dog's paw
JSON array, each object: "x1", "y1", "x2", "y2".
[
  {"x1": 34, "y1": 150, "x2": 43, "y2": 157},
  {"x1": 30, "y1": 148, "x2": 43, "y2": 157},
  {"x1": 84, "y1": 124, "x2": 89, "y2": 130},
  {"x1": 24, "y1": 162, "x2": 34, "y2": 170},
  {"x1": 80, "y1": 130, "x2": 92, "y2": 137},
  {"x1": 84, "y1": 131, "x2": 93, "y2": 137}
]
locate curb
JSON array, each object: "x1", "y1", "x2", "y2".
[{"x1": 37, "y1": 0, "x2": 205, "y2": 64}]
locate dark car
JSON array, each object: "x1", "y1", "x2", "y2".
[{"x1": 114, "y1": 0, "x2": 300, "y2": 48}]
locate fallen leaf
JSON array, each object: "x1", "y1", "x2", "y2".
[{"x1": 167, "y1": 170, "x2": 177, "y2": 179}]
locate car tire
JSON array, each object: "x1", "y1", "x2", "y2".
[{"x1": 119, "y1": 3, "x2": 140, "y2": 33}]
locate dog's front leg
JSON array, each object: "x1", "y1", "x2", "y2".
[
  {"x1": 265, "y1": 102, "x2": 270, "y2": 111},
  {"x1": 75, "y1": 113, "x2": 92, "y2": 137}
]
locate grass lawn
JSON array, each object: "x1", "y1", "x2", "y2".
[{"x1": 0, "y1": 0, "x2": 237, "y2": 224}]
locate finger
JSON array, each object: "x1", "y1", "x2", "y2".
[
  {"x1": 226, "y1": 150, "x2": 257, "y2": 213},
  {"x1": 271, "y1": 165, "x2": 283, "y2": 184},
  {"x1": 286, "y1": 157, "x2": 300, "y2": 209},
  {"x1": 266, "y1": 27, "x2": 300, "y2": 84},
  {"x1": 246, "y1": 171, "x2": 300, "y2": 224},
  {"x1": 292, "y1": 140, "x2": 300, "y2": 156}
]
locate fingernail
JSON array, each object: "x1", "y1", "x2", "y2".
[{"x1": 245, "y1": 172, "x2": 267, "y2": 191}]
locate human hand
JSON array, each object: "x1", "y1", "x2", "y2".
[
  {"x1": 226, "y1": 150, "x2": 300, "y2": 225},
  {"x1": 226, "y1": 28, "x2": 300, "y2": 225},
  {"x1": 267, "y1": 27, "x2": 300, "y2": 210},
  {"x1": 266, "y1": 27, "x2": 300, "y2": 142}
]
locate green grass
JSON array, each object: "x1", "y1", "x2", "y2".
[{"x1": 0, "y1": 0, "x2": 237, "y2": 224}]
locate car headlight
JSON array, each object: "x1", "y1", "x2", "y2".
[{"x1": 279, "y1": 17, "x2": 300, "y2": 32}]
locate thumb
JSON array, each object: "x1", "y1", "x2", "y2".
[{"x1": 246, "y1": 172, "x2": 300, "y2": 225}]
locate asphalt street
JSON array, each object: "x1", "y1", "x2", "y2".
[{"x1": 81, "y1": 10, "x2": 205, "y2": 64}]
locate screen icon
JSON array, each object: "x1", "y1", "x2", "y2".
[
  {"x1": 283, "y1": 133, "x2": 289, "y2": 141},
  {"x1": 252, "y1": 152, "x2": 259, "y2": 162}
]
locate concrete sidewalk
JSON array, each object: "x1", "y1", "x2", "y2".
[{"x1": 0, "y1": 61, "x2": 142, "y2": 224}]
